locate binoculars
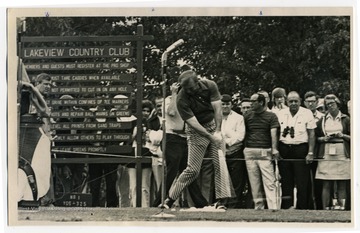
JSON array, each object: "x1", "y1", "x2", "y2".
[{"x1": 282, "y1": 126, "x2": 295, "y2": 138}]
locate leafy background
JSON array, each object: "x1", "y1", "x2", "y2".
[{"x1": 21, "y1": 16, "x2": 350, "y2": 112}]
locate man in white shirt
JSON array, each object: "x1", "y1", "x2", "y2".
[
  {"x1": 277, "y1": 91, "x2": 316, "y2": 209},
  {"x1": 221, "y1": 94, "x2": 248, "y2": 208}
]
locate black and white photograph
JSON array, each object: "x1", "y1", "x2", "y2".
[{"x1": 3, "y1": 2, "x2": 359, "y2": 232}]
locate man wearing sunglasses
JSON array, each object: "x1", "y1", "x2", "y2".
[{"x1": 277, "y1": 91, "x2": 316, "y2": 210}]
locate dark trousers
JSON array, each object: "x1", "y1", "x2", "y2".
[
  {"x1": 153, "y1": 133, "x2": 208, "y2": 207},
  {"x1": 278, "y1": 142, "x2": 311, "y2": 209},
  {"x1": 89, "y1": 163, "x2": 119, "y2": 207},
  {"x1": 197, "y1": 154, "x2": 214, "y2": 204},
  {"x1": 346, "y1": 180, "x2": 351, "y2": 210},
  {"x1": 309, "y1": 161, "x2": 322, "y2": 209},
  {"x1": 226, "y1": 149, "x2": 250, "y2": 208}
]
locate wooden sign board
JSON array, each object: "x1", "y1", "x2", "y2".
[
  {"x1": 54, "y1": 193, "x2": 92, "y2": 207},
  {"x1": 30, "y1": 74, "x2": 134, "y2": 83},
  {"x1": 48, "y1": 98, "x2": 130, "y2": 106},
  {"x1": 50, "y1": 85, "x2": 133, "y2": 94},
  {"x1": 51, "y1": 110, "x2": 132, "y2": 118},
  {"x1": 22, "y1": 46, "x2": 133, "y2": 59},
  {"x1": 53, "y1": 145, "x2": 133, "y2": 154},
  {"x1": 24, "y1": 62, "x2": 134, "y2": 70},
  {"x1": 50, "y1": 121, "x2": 133, "y2": 130},
  {"x1": 54, "y1": 133, "x2": 131, "y2": 142}
]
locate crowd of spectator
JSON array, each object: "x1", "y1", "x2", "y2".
[{"x1": 19, "y1": 71, "x2": 351, "y2": 211}]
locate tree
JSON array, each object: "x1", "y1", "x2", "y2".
[
  {"x1": 164, "y1": 16, "x2": 350, "y2": 104},
  {"x1": 21, "y1": 16, "x2": 350, "y2": 104}
]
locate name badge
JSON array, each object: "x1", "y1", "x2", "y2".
[
  {"x1": 261, "y1": 149, "x2": 268, "y2": 157},
  {"x1": 329, "y1": 144, "x2": 337, "y2": 155}
]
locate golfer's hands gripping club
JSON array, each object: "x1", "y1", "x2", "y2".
[{"x1": 210, "y1": 131, "x2": 223, "y2": 147}]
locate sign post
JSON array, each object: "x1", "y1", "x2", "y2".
[{"x1": 19, "y1": 24, "x2": 153, "y2": 208}]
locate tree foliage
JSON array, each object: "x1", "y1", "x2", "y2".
[
  {"x1": 164, "y1": 16, "x2": 350, "y2": 102},
  {"x1": 22, "y1": 16, "x2": 350, "y2": 103}
]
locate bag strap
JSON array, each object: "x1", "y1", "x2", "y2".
[{"x1": 19, "y1": 157, "x2": 38, "y2": 201}]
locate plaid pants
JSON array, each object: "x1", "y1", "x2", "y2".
[{"x1": 169, "y1": 120, "x2": 235, "y2": 201}]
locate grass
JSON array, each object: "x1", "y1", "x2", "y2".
[{"x1": 17, "y1": 207, "x2": 352, "y2": 224}]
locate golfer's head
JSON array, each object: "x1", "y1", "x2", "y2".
[{"x1": 178, "y1": 70, "x2": 200, "y2": 96}]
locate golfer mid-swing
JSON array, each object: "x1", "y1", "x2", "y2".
[{"x1": 161, "y1": 70, "x2": 235, "y2": 209}]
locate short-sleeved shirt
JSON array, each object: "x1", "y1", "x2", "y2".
[
  {"x1": 277, "y1": 106, "x2": 317, "y2": 144},
  {"x1": 164, "y1": 95, "x2": 186, "y2": 136},
  {"x1": 177, "y1": 79, "x2": 221, "y2": 124},
  {"x1": 244, "y1": 110, "x2": 279, "y2": 148},
  {"x1": 313, "y1": 110, "x2": 325, "y2": 123}
]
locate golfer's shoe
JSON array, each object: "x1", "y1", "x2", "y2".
[
  {"x1": 158, "y1": 198, "x2": 175, "y2": 209},
  {"x1": 215, "y1": 204, "x2": 227, "y2": 210},
  {"x1": 213, "y1": 201, "x2": 227, "y2": 210}
]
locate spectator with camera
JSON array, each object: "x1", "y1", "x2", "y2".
[
  {"x1": 277, "y1": 91, "x2": 316, "y2": 209},
  {"x1": 314, "y1": 94, "x2": 351, "y2": 210}
]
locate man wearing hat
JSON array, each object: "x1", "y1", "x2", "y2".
[{"x1": 221, "y1": 94, "x2": 248, "y2": 208}]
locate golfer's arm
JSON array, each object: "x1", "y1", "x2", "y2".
[
  {"x1": 185, "y1": 116, "x2": 212, "y2": 139},
  {"x1": 211, "y1": 100, "x2": 222, "y2": 132}
]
